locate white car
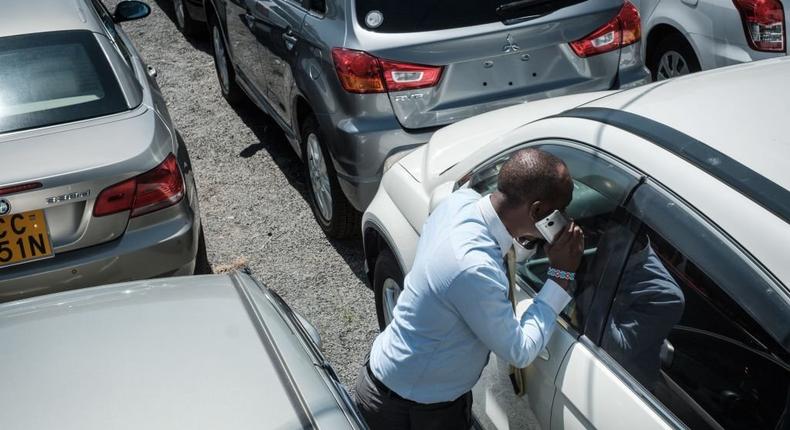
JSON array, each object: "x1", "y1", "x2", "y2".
[
  {"x1": 636, "y1": 0, "x2": 788, "y2": 80},
  {"x1": 361, "y1": 58, "x2": 790, "y2": 430}
]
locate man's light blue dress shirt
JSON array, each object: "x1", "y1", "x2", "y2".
[{"x1": 369, "y1": 189, "x2": 571, "y2": 404}]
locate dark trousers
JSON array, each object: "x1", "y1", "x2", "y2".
[{"x1": 354, "y1": 362, "x2": 473, "y2": 430}]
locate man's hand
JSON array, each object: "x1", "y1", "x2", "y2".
[{"x1": 545, "y1": 221, "x2": 584, "y2": 273}]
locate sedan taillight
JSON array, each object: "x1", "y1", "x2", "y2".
[
  {"x1": 93, "y1": 154, "x2": 184, "y2": 218},
  {"x1": 569, "y1": 1, "x2": 641, "y2": 57},
  {"x1": 331, "y1": 48, "x2": 443, "y2": 93},
  {"x1": 733, "y1": 0, "x2": 786, "y2": 52}
]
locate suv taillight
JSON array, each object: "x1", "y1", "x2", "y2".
[
  {"x1": 570, "y1": 1, "x2": 641, "y2": 57},
  {"x1": 331, "y1": 48, "x2": 443, "y2": 93},
  {"x1": 93, "y1": 154, "x2": 184, "y2": 218},
  {"x1": 733, "y1": 0, "x2": 786, "y2": 52}
]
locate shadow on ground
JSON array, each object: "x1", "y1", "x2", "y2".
[
  {"x1": 230, "y1": 100, "x2": 369, "y2": 286},
  {"x1": 153, "y1": 0, "x2": 212, "y2": 54}
]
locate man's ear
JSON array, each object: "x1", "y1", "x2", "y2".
[{"x1": 529, "y1": 200, "x2": 543, "y2": 224}]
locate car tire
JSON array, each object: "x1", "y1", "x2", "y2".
[
  {"x1": 209, "y1": 18, "x2": 244, "y2": 105},
  {"x1": 173, "y1": 0, "x2": 202, "y2": 37},
  {"x1": 301, "y1": 116, "x2": 360, "y2": 239},
  {"x1": 193, "y1": 226, "x2": 212, "y2": 274},
  {"x1": 373, "y1": 249, "x2": 404, "y2": 331},
  {"x1": 648, "y1": 33, "x2": 701, "y2": 81}
]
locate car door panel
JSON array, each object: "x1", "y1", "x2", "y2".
[
  {"x1": 552, "y1": 341, "x2": 674, "y2": 430},
  {"x1": 226, "y1": 0, "x2": 266, "y2": 89},
  {"x1": 597, "y1": 181, "x2": 790, "y2": 430},
  {"x1": 472, "y1": 293, "x2": 577, "y2": 430},
  {"x1": 255, "y1": 0, "x2": 306, "y2": 126}
]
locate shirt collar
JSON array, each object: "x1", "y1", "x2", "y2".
[{"x1": 478, "y1": 194, "x2": 514, "y2": 258}]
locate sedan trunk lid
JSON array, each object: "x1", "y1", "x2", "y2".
[{"x1": 0, "y1": 106, "x2": 173, "y2": 257}]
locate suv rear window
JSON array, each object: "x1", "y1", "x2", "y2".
[
  {"x1": 0, "y1": 30, "x2": 128, "y2": 134},
  {"x1": 355, "y1": 0, "x2": 585, "y2": 33},
  {"x1": 355, "y1": 0, "x2": 512, "y2": 32}
]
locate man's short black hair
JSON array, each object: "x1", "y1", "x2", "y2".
[{"x1": 497, "y1": 148, "x2": 571, "y2": 208}]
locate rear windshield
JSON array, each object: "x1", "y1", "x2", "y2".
[
  {"x1": 355, "y1": 0, "x2": 584, "y2": 33},
  {"x1": 0, "y1": 30, "x2": 128, "y2": 134}
]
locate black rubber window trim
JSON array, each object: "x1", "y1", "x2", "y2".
[{"x1": 555, "y1": 107, "x2": 790, "y2": 225}]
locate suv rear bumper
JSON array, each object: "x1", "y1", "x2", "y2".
[
  {"x1": 0, "y1": 201, "x2": 199, "y2": 302},
  {"x1": 319, "y1": 53, "x2": 649, "y2": 212},
  {"x1": 317, "y1": 112, "x2": 434, "y2": 211}
]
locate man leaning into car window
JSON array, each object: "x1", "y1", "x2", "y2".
[{"x1": 355, "y1": 149, "x2": 585, "y2": 429}]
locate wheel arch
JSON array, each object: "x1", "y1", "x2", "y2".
[
  {"x1": 293, "y1": 95, "x2": 314, "y2": 158},
  {"x1": 362, "y1": 219, "x2": 408, "y2": 289},
  {"x1": 644, "y1": 20, "x2": 702, "y2": 68}
]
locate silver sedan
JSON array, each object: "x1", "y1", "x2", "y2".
[
  {"x1": 0, "y1": 272, "x2": 366, "y2": 429},
  {"x1": 0, "y1": 0, "x2": 206, "y2": 300}
]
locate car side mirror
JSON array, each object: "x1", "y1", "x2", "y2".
[{"x1": 113, "y1": 1, "x2": 151, "y2": 23}]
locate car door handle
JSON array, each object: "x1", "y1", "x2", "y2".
[
  {"x1": 282, "y1": 32, "x2": 298, "y2": 49},
  {"x1": 538, "y1": 347, "x2": 550, "y2": 361},
  {"x1": 681, "y1": 0, "x2": 698, "y2": 5}
]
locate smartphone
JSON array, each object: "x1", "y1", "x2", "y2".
[{"x1": 535, "y1": 210, "x2": 569, "y2": 243}]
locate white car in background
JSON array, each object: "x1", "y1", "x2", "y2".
[
  {"x1": 636, "y1": 0, "x2": 788, "y2": 79},
  {"x1": 362, "y1": 58, "x2": 790, "y2": 430}
]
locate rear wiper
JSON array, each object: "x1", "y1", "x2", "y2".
[{"x1": 496, "y1": 0, "x2": 585, "y2": 21}]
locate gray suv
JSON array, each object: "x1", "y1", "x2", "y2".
[{"x1": 206, "y1": 0, "x2": 649, "y2": 237}]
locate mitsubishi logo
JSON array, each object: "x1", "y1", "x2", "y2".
[
  {"x1": 503, "y1": 34, "x2": 520, "y2": 53},
  {"x1": 0, "y1": 199, "x2": 9, "y2": 216}
]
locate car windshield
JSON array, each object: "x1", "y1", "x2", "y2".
[
  {"x1": 354, "y1": 0, "x2": 585, "y2": 33},
  {"x1": 0, "y1": 30, "x2": 128, "y2": 134}
]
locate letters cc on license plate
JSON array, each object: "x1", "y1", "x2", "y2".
[{"x1": 0, "y1": 209, "x2": 54, "y2": 269}]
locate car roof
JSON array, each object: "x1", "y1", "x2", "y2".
[
  {"x1": 0, "y1": 0, "x2": 105, "y2": 38},
  {"x1": 0, "y1": 274, "x2": 352, "y2": 430},
  {"x1": 583, "y1": 56, "x2": 790, "y2": 193}
]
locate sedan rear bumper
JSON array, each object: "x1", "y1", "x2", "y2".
[{"x1": 0, "y1": 201, "x2": 199, "y2": 302}]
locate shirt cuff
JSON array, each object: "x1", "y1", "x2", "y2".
[{"x1": 535, "y1": 279, "x2": 572, "y2": 314}]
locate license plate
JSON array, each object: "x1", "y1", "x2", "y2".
[{"x1": 0, "y1": 209, "x2": 54, "y2": 269}]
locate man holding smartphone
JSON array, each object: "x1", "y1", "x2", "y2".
[{"x1": 355, "y1": 148, "x2": 585, "y2": 429}]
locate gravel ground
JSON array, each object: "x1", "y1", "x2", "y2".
[{"x1": 109, "y1": 0, "x2": 378, "y2": 388}]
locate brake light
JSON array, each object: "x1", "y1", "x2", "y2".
[
  {"x1": 93, "y1": 154, "x2": 184, "y2": 218},
  {"x1": 93, "y1": 179, "x2": 136, "y2": 217},
  {"x1": 380, "y1": 59, "x2": 443, "y2": 92},
  {"x1": 331, "y1": 48, "x2": 443, "y2": 93},
  {"x1": 331, "y1": 49, "x2": 385, "y2": 93},
  {"x1": 733, "y1": 0, "x2": 786, "y2": 52},
  {"x1": 570, "y1": 1, "x2": 641, "y2": 57},
  {"x1": 0, "y1": 182, "x2": 42, "y2": 197}
]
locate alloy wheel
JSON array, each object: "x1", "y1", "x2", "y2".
[
  {"x1": 306, "y1": 133, "x2": 333, "y2": 222},
  {"x1": 382, "y1": 278, "x2": 401, "y2": 326},
  {"x1": 656, "y1": 50, "x2": 690, "y2": 81},
  {"x1": 212, "y1": 26, "x2": 230, "y2": 93},
  {"x1": 174, "y1": 0, "x2": 186, "y2": 29}
]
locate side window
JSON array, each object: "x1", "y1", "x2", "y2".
[
  {"x1": 601, "y1": 184, "x2": 790, "y2": 430},
  {"x1": 306, "y1": 0, "x2": 326, "y2": 13},
  {"x1": 467, "y1": 142, "x2": 641, "y2": 331}
]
